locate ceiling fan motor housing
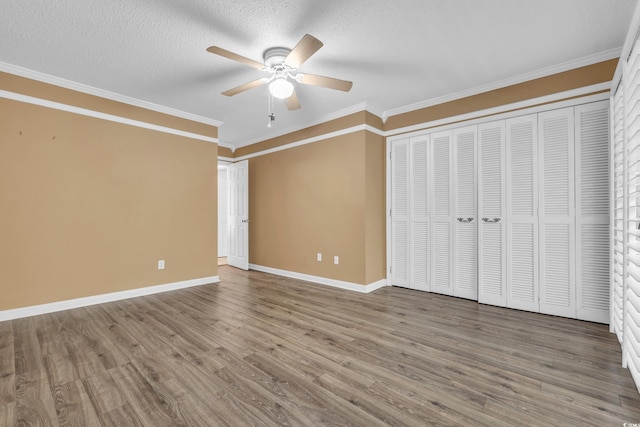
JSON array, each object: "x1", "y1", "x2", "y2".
[{"x1": 263, "y1": 47, "x2": 292, "y2": 70}]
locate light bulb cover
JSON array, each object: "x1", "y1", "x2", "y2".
[{"x1": 269, "y1": 78, "x2": 294, "y2": 99}]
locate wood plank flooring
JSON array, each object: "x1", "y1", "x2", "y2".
[{"x1": 1, "y1": 266, "x2": 640, "y2": 426}]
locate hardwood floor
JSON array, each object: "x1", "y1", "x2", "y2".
[{"x1": 1, "y1": 266, "x2": 640, "y2": 426}]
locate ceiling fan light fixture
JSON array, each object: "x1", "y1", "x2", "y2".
[{"x1": 269, "y1": 77, "x2": 294, "y2": 99}]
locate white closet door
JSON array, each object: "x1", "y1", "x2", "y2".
[
  {"x1": 410, "y1": 135, "x2": 430, "y2": 291},
  {"x1": 390, "y1": 138, "x2": 410, "y2": 287},
  {"x1": 431, "y1": 130, "x2": 454, "y2": 295},
  {"x1": 575, "y1": 101, "x2": 610, "y2": 323},
  {"x1": 612, "y1": 86, "x2": 626, "y2": 342},
  {"x1": 478, "y1": 121, "x2": 507, "y2": 306},
  {"x1": 539, "y1": 107, "x2": 576, "y2": 318},
  {"x1": 453, "y1": 126, "x2": 478, "y2": 300},
  {"x1": 506, "y1": 114, "x2": 539, "y2": 312}
]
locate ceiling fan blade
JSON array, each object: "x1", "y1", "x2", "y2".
[
  {"x1": 285, "y1": 91, "x2": 301, "y2": 111},
  {"x1": 296, "y1": 73, "x2": 353, "y2": 92},
  {"x1": 284, "y1": 34, "x2": 323, "y2": 68},
  {"x1": 206, "y1": 46, "x2": 265, "y2": 70},
  {"x1": 222, "y1": 78, "x2": 269, "y2": 97}
]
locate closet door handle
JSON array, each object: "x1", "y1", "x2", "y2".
[
  {"x1": 482, "y1": 217, "x2": 501, "y2": 223},
  {"x1": 457, "y1": 217, "x2": 474, "y2": 223}
]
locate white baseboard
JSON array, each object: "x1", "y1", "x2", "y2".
[
  {"x1": 248, "y1": 264, "x2": 387, "y2": 293},
  {"x1": 0, "y1": 276, "x2": 220, "y2": 322}
]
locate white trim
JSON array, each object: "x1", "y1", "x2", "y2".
[
  {"x1": 0, "y1": 61, "x2": 222, "y2": 127},
  {"x1": 218, "y1": 142, "x2": 235, "y2": 151},
  {"x1": 249, "y1": 264, "x2": 387, "y2": 293},
  {"x1": 383, "y1": 48, "x2": 620, "y2": 122},
  {"x1": 0, "y1": 276, "x2": 220, "y2": 321},
  {"x1": 217, "y1": 156, "x2": 235, "y2": 162},
  {"x1": 385, "y1": 84, "x2": 610, "y2": 139},
  {"x1": 224, "y1": 86, "x2": 608, "y2": 161},
  {"x1": 233, "y1": 102, "x2": 374, "y2": 149},
  {"x1": 0, "y1": 90, "x2": 219, "y2": 144},
  {"x1": 233, "y1": 124, "x2": 385, "y2": 161}
]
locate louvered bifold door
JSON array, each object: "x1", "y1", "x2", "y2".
[
  {"x1": 506, "y1": 115, "x2": 539, "y2": 311},
  {"x1": 453, "y1": 126, "x2": 478, "y2": 300},
  {"x1": 575, "y1": 101, "x2": 610, "y2": 323},
  {"x1": 539, "y1": 107, "x2": 576, "y2": 318},
  {"x1": 390, "y1": 138, "x2": 410, "y2": 287},
  {"x1": 612, "y1": 84, "x2": 626, "y2": 343},
  {"x1": 410, "y1": 135, "x2": 430, "y2": 291},
  {"x1": 624, "y1": 38, "x2": 640, "y2": 388},
  {"x1": 478, "y1": 121, "x2": 507, "y2": 306},
  {"x1": 431, "y1": 130, "x2": 454, "y2": 296}
]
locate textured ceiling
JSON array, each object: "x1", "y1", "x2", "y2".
[{"x1": 0, "y1": 0, "x2": 636, "y2": 149}]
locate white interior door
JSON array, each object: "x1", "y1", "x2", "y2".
[
  {"x1": 218, "y1": 166, "x2": 229, "y2": 258},
  {"x1": 506, "y1": 114, "x2": 539, "y2": 312},
  {"x1": 390, "y1": 138, "x2": 410, "y2": 287},
  {"x1": 228, "y1": 160, "x2": 249, "y2": 270},
  {"x1": 453, "y1": 126, "x2": 478, "y2": 300},
  {"x1": 575, "y1": 101, "x2": 610, "y2": 323},
  {"x1": 538, "y1": 107, "x2": 576, "y2": 318},
  {"x1": 410, "y1": 135, "x2": 431, "y2": 291},
  {"x1": 431, "y1": 130, "x2": 454, "y2": 296},
  {"x1": 478, "y1": 120, "x2": 507, "y2": 306}
]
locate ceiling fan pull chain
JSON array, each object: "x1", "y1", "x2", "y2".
[{"x1": 267, "y1": 93, "x2": 275, "y2": 128}]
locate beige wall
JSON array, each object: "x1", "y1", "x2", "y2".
[
  {"x1": 365, "y1": 132, "x2": 386, "y2": 284},
  {"x1": 248, "y1": 130, "x2": 385, "y2": 286},
  {"x1": 0, "y1": 81, "x2": 218, "y2": 311},
  {"x1": 218, "y1": 146, "x2": 234, "y2": 158}
]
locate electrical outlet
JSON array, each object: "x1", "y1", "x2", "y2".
[
  {"x1": 317, "y1": 253, "x2": 322, "y2": 262},
  {"x1": 334, "y1": 256, "x2": 339, "y2": 265},
  {"x1": 158, "y1": 260, "x2": 165, "y2": 270}
]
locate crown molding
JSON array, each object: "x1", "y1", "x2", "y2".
[
  {"x1": 232, "y1": 124, "x2": 384, "y2": 161},
  {"x1": 385, "y1": 84, "x2": 609, "y2": 139},
  {"x1": 0, "y1": 89, "x2": 219, "y2": 144},
  {"x1": 231, "y1": 101, "x2": 378, "y2": 149},
  {"x1": 382, "y1": 48, "x2": 621, "y2": 123},
  {"x1": 0, "y1": 61, "x2": 222, "y2": 127},
  {"x1": 217, "y1": 141, "x2": 235, "y2": 151}
]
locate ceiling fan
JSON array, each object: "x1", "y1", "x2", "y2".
[{"x1": 206, "y1": 34, "x2": 352, "y2": 111}]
